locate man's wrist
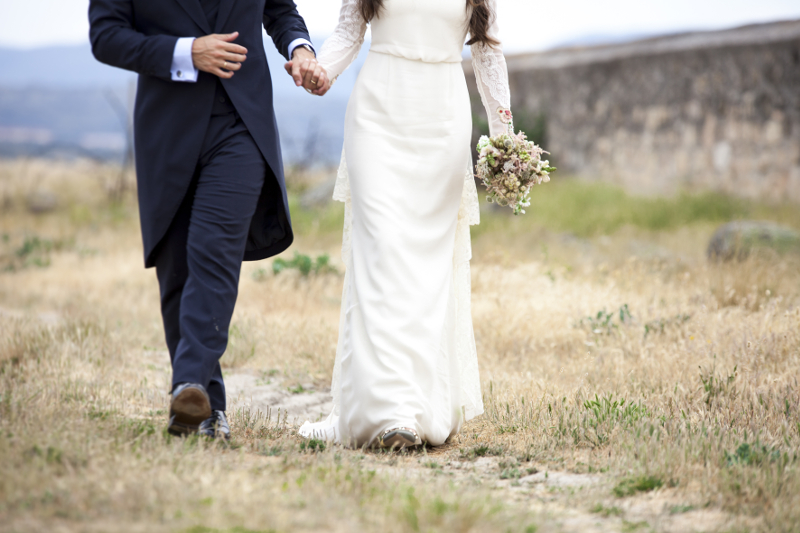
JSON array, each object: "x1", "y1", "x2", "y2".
[
  {"x1": 288, "y1": 37, "x2": 315, "y2": 60},
  {"x1": 171, "y1": 37, "x2": 199, "y2": 82},
  {"x1": 292, "y1": 45, "x2": 315, "y2": 60}
]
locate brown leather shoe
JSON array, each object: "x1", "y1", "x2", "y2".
[{"x1": 167, "y1": 383, "x2": 211, "y2": 436}]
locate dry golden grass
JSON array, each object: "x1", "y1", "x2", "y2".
[{"x1": 1, "y1": 159, "x2": 800, "y2": 533}]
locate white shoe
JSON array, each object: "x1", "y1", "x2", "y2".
[{"x1": 299, "y1": 417, "x2": 340, "y2": 442}]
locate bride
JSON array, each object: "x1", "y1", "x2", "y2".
[{"x1": 299, "y1": 0, "x2": 513, "y2": 448}]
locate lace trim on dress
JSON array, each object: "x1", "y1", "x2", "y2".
[
  {"x1": 317, "y1": 0, "x2": 368, "y2": 80},
  {"x1": 332, "y1": 150, "x2": 352, "y2": 261},
  {"x1": 459, "y1": 162, "x2": 481, "y2": 228},
  {"x1": 471, "y1": 43, "x2": 510, "y2": 109},
  {"x1": 329, "y1": 150, "x2": 352, "y2": 418},
  {"x1": 454, "y1": 162, "x2": 483, "y2": 420}
]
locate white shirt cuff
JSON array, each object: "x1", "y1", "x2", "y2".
[
  {"x1": 288, "y1": 38, "x2": 314, "y2": 59},
  {"x1": 171, "y1": 37, "x2": 199, "y2": 82}
]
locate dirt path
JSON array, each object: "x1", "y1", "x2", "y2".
[
  {"x1": 221, "y1": 368, "x2": 737, "y2": 533},
  {"x1": 224, "y1": 371, "x2": 334, "y2": 425}
]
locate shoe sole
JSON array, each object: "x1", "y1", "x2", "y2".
[
  {"x1": 168, "y1": 387, "x2": 211, "y2": 436},
  {"x1": 380, "y1": 430, "x2": 421, "y2": 450}
]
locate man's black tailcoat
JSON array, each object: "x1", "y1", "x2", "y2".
[{"x1": 89, "y1": 0, "x2": 308, "y2": 266}]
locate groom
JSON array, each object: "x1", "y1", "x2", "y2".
[{"x1": 89, "y1": 0, "x2": 329, "y2": 438}]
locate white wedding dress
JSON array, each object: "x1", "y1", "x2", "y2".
[{"x1": 299, "y1": 0, "x2": 512, "y2": 447}]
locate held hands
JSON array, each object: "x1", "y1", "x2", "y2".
[
  {"x1": 192, "y1": 32, "x2": 247, "y2": 79},
  {"x1": 284, "y1": 47, "x2": 331, "y2": 96},
  {"x1": 190, "y1": 32, "x2": 329, "y2": 94}
]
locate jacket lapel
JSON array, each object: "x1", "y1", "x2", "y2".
[
  {"x1": 174, "y1": 0, "x2": 212, "y2": 34},
  {"x1": 215, "y1": 0, "x2": 235, "y2": 33}
]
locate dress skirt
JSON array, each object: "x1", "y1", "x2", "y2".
[{"x1": 303, "y1": 50, "x2": 483, "y2": 447}]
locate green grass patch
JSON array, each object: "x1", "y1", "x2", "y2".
[
  {"x1": 268, "y1": 252, "x2": 337, "y2": 277},
  {"x1": 581, "y1": 394, "x2": 651, "y2": 446},
  {"x1": 500, "y1": 467, "x2": 522, "y2": 480},
  {"x1": 2, "y1": 234, "x2": 72, "y2": 271},
  {"x1": 613, "y1": 475, "x2": 664, "y2": 497},
  {"x1": 590, "y1": 503, "x2": 623, "y2": 517},
  {"x1": 643, "y1": 314, "x2": 692, "y2": 337},
  {"x1": 579, "y1": 305, "x2": 633, "y2": 335},
  {"x1": 299, "y1": 438, "x2": 326, "y2": 453},
  {"x1": 724, "y1": 441, "x2": 794, "y2": 468},
  {"x1": 286, "y1": 195, "x2": 344, "y2": 237},
  {"x1": 472, "y1": 179, "x2": 800, "y2": 238},
  {"x1": 459, "y1": 443, "x2": 505, "y2": 460},
  {"x1": 287, "y1": 384, "x2": 312, "y2": 394},
  {"x1": 583, "y1": 394, "x2": 650, "y2": 427},
  {"x1": 621, "y1": 520, "x2": 650, "y2": 532},
  {"x1": 257, "y1": 444, "x2": 283, "y2": 457},
  {"x1": 286, "y1": 180, "x2": 800, "y2": 241}
]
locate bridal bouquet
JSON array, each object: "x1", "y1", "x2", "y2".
[{"x1": 475, "y1": 113, "x2": 556, "y2": 215}]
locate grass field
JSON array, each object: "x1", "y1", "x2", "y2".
[{"x1": 1, "y1": 159, "x2": 800, "y2": 533}]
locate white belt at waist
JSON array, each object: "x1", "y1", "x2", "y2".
[{"x1": 368, "y1": 46, "x2": 464, "y2": 65}]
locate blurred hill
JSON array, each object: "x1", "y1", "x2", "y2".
[
  {"x1": 0, "y1": 45, "x2": 135, "y2": 88},
  {"x1": 0, "y1": 38, "x2": 369, "y2": 165},
  {"x1": 0, "y1": 30, "x2": 670, "y2": 165}
]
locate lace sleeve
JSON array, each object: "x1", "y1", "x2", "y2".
[
  {"x1": 470, "y1": 0, "x2": 512, "y2": 137},
  {"x1": 317, "y1": 0, "x2": 368, "y2": 83}
]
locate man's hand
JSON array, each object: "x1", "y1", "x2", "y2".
[
  {"x1": 192, "y1": 32, "x2": 247, "y2": 79},
  {"x1": 284, "y1": 47, "x2": 331, "y2": 96}
]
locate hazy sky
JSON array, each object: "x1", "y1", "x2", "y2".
[{"x1": 2, "y1": 0, "x2": 800, "y2": 52}]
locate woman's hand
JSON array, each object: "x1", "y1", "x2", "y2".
[
  {"x1": 284, "y1": 47, "x2": 331, "y2": 96},
  {"x1": 192, "y1": 32, "x2": 248, "y2": 79}
]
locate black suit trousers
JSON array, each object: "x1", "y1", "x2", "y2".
[{"x1": 154, "y1": 102, "x2": 266, "y2": 411}]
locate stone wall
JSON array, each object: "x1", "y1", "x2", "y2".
[{"x1": 465, "y1": 20, "x2": 800, "y2": 202}]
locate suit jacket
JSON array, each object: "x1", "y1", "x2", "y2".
[{"x1": 89, "y1": 0, "x2": 309, "y2": 267}]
